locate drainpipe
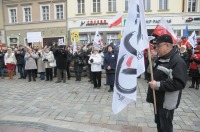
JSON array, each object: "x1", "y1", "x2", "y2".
[
  {"x1": 2, "y1": 0, "x2": 8, "y2": 47},
  {"x1": 182, "y1": 0, "x2": 185, "y2": 12},
  {"x1": 65, "y1": 0, "x2": 69, "y2": 45}
]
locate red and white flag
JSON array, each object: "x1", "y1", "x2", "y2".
[
  {"x1": 109, "y1": 12, "x2": 122, "y2": 28},
  {"x1": 112, "y1": 0, "x2": 149, "y2": 114},
  {"x1": 153, "y1": 17, "x2": 177, "y2": 44}
]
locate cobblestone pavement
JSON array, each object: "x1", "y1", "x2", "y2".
[{"x1": 0, "y1": 75, "x2": 199, "y2": 132}]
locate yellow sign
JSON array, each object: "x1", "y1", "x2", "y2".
[
  {"x1": 70, "y1": 30, "x2": 79, "y2": 42},
  {"x1": 118, "y1": 34, "x2": 122, "y2": 39}
]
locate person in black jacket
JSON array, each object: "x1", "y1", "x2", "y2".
[
  {"x1": 147, "y1": 34, "x2": 187, "y2": 132},
  {"x1": 104, "y1": 44, "x2": 118, "y2": 92},
  {"x1": 73, "y1": 45, "x2": 84, "y2": 81},
  {"x1": 66, "y1": 45, "x2": 73, "y2": 80},
  {"x1": 15, "y1": 45, "x2": 26, "y2": 79},
  {"x1": 0, "y1": 50, "x2": 5, "y2": 79},
  {"x1": 54, "y1": 45, "x2": 68, "y2": 83}
]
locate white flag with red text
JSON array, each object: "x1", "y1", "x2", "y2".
[
  {"x1": 188, "y1": 31, "x2": 197, "y2": 48},
  {"x1": 153, "y1": 17, "x2": 177, "y2": 44},
  {"x1": 72, "y1": 39, "x2": 77, "y2": 55},
  {"x1": 112, "y1": 0, "x2": 149, "y2": 114},
  {"x1": 109, "y1": 12, "x2": 122, "y2": 28}
]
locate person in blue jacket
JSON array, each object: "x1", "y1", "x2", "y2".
[{"x1": 104, "y1": 44, "x2": 118, "y2": 92}]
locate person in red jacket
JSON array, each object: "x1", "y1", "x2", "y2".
[{"x1": 188, "y1": 46, "x2": 200, "y2": 90}]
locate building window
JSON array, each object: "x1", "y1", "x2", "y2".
[
  {"x1": 144, "y1": 0, "x2": 151, "y2": 11},
  {"x1": 125, "y1": 0, "x2": 129, "y2": 12},
  {"x1": 40, "y1": 5, "x2": 50, "y2": 21},
  {"x1": 78, "y1": 0, "x2": 85, "y2": 14},
  {"x1": 93, "y1": 0, "x2": 100, "y2": 13},
  {"x1": 159, "y1": 0, "x2": 168, "y2": 10},
  {"x1": 23, "y1": 7, "x2": 31, "y2": 22},
  {"x1": 108, "y1": 0, "x2": 116, "y2": 12},
  {"x1": 8, "y1": 8, "x2": 17, "y2": 23},
  {"x1": 188, "y1": 0, "x2": 197, "y2": 12},
  {"x1": 55, "y1": 4, "x2": 64, "y2": 19}
]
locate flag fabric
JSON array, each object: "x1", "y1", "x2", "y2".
[
  {"x1": 184, "y1": 25, "x2": 189, "y2": 38},
  {"x1": 108, "y1": 36, "x2": 112, "y2": 44},
  {"x1": 188, "y1": 31, "x2": 197, "y2": 48},
  {"x1": 72, "y1": 39, "x2": 77, "y2": 55},
  {"x1": 153, "y1": 17, "x2": 177, "y2": 44},
  {"x1": 109, "y1": 12, "x2": 122, "y2": 28},
  {"x1": 87, "y1": 35, "x2": 90, "y2": 44},
  {"x1": 112, "y1": 0, "x2": 149, "y2": 114},
  {"x1": 93, "y1": 29, "x2": 103, "y2": 48}
]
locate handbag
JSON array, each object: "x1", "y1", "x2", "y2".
[{"x1": 49, "y1": 59, "x2": 56, "y2": 67}]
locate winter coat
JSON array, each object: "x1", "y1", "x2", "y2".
[
  {"x1": 104, "y1": 51, "x2": 118, "y2": 74},
  {"x1": 146, "y1": 47, "x2": 187, "y2": 110},
  {"x1": 189, "y1": 53, "x2": 200, "y2": 78},
  {"x1": 35, "y1": 50, "x2": 45, "y2": 73},
  {"x1": 15, "y1": 49, "x2": 25, "y2": 65},
  {"x1": 73, "y1": 50, "x2": 84, "y2": 72},
  {"x1": 4, "y1": 52, "x2": 16, "y2": 65},
  {"x1": 0, "y1": 52, "x2": 5, "y2": 68},
  {"x1": 88, "y1": 53, "x2": 102, "y2": 72},
  {"x1": 24, "y1": 52, "x2": 37, "y2": 70},
  {"x1": 54, "y1": 49, "x2": 68, "y2": 69},
  {"x1": 43, "y1": 51, "x2": 55, "y2": 69}
]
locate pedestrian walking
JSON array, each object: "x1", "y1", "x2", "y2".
[{"x1": 146, "y1": 34, "x2": 188, "y2": 132}]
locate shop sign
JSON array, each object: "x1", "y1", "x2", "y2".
[
  {"x1": 80, "y1": 20, "x2": 108, "y2": 26},
  {"x1": 185, "y1": 17, "x2": 200, "y2": 22},
  {"x1": 123, "y1": 18, "x2": 172, "y2": 26}
]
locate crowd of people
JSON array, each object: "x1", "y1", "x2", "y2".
[
  {"x1": 0, "y1": 43, "x2": 119, "y2": 92},
  {"x1": 0, "y1": 36, "x2": 200, "y2": 93}
]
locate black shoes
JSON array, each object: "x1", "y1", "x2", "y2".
[
  {"x1": 189, "y1": 85, "x2": 194, "y2": 88},
  {"x1": 55, "y1": 81, "x2": 61, "y2": 83},
  {"x1": 108, "y1": 89, "x2": 113, "y2": 92}
]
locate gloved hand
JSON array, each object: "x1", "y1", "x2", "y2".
[
  {"x1": 38, "y1": 52, "x2": 41, "y2": 57},
  {"x1": 90, "y1": 59, "x2": 94, "y2": 63},
  {"x1": 43, "y1": 59, "x2": 48, "y2": 62}
]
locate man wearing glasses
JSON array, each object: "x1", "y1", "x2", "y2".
[{"x1": 146, "y1": 34, "x2": 188, "y2": 132}]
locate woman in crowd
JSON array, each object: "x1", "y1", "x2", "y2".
[
  {"x1": 73, "y1": 45, "x2": 84, "y2": 81},
  {"x1": 4, "y1": 48, "x2": 16, "y2": 79},
  {"x1": 188, "y1": 46, "x2": 200, "y2": 90},
  {"x1": 43, "y1": 48, "x2": 55, "y2": 81},
  {"x1": 179, "y1": 45, "x2": 189, "y2": 68},
  {"x1": 24, "y1": 47, "x2": 37, "y2": 82},
  {"x1": 36, "y1": 47, "x2": 45, "y2": 80},
  {"x1": 104, "y1": 44, "x2": 118, "y2": 92},
  {"x1": 88, "y1": 47, "x2": 102, "y2": 89}
]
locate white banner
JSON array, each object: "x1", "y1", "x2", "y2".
[
  {"x1": 27, "y1": 32, "x2": 42, "y2": 43},
  {"x1": 112, "y1": 0, "x2": 149, "y2": 114}
]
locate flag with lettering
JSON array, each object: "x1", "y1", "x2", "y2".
[
  {"x1": 112, "y1": 0, "x2": 149, "y2": 114},
  {"x1": 72, "y1": 39, "x2": 77, "y2": 55},
  {"x1": 188, "y1": 31, "x2": 197, "y2": 48},
  {"x1": 93, "y1": 29, "x2": 103, "y2": 48}
]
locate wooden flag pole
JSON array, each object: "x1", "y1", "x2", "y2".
[{"x1": 147, "y1": 46, "x2": 157, "y2": 115}]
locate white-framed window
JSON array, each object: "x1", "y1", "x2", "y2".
[
  {"x1": 78, "y1": 0, "x2": 85, "y2": 14},
  {"x1": 93, "y1": 0, "x2": 100, "y2": 13},
  {"x1": 188, "y1": 0, "x2": 197, "y2": 12},
  {"x1": 22, "y1": 6, "x2": 32, "y2": 22},
  {"x1": 54, "y1": 3, "x2": 64, "y2": 19},
  {"x1": 143, "y1": 0, "x2": 151, "y2": 11},
  {"x1": 159, "y1": 0, "x2": 168, "y2": 10},
  {"x1": 40, "y1": 4, "x2": 50, "y2": 21},
  {"x1": 8, "y1": 7, "x2": 17, "y2": 23},
  {"x1": 108, "y1": 0, "x2": 116, "y2": 12},
  {"x1": 125, "y1": 0, "x2": 129, "y2": 12}
]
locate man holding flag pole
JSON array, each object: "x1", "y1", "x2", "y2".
[{"x1": 146, "y1": 29, "x2": 188, "y2": 132}]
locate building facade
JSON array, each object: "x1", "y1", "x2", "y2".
[
  {"x1": 0, "y1": 0, "x2": 5, "y2": 47},
  {"x1": 67, "y1": 0, "x2": 200, "y2": 45},
  {"x1": 3, "y1": 0, "x2": 67, "y2": 47}
]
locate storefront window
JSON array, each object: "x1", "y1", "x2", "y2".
[{"x1": 107, "y1": 33, "x2": 119, "y2": 44}]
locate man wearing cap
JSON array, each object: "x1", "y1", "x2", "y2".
[{"x1": 146, "y1": 34, "x2": 187, "y2": 132}]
